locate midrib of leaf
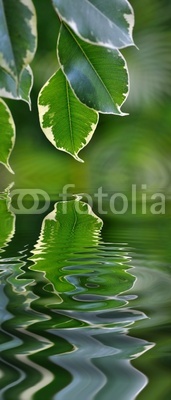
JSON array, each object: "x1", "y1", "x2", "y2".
[
  {"x1": 70, "y1": 207, "x2": 78, "y2": 234},
  {"x1": 84, "y1": 0, "x2": 129, "y2": 41},
  {"x1": 65, "y1": 77, "x2": 75, "y2": 153},
  {"x1": 1, "y1": 1, "x2": 18, "y2": 79},
  {"x1": 63, "y1": 24, "x2": 115, "y2": 108}
]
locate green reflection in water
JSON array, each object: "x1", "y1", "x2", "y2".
[
  {"x1": 30, "y1": 199, "x2": 135, "y2": 320},
  {"x1": 0, "y1": 192, "x2": 152, "y2": 400},
  {"x1": 0, "y1": 188, "x2": 15, "y2": 255}
]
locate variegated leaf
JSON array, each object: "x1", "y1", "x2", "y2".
[
  {"x1": 52, "y1": 0, "x2": 134, "y2": 49},
  {"x1": 0, "y1": 66, "x2": 33, "y2": 108},
  {"x1": 38, "y1": 69, "x2": 99, "y2": 162},
  {"x1": 0, "y1": 98, "x2": 15, "y2": 173},
  {"x1": 0, "y1": 0, "x2": 37, "y2": 81},
  {"x1": 58, "y1": 24, "x2": 129, "y2": 114}
]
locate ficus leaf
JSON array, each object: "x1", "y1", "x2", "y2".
[
  {"x1": 0, "y1": 0, "x2": 37, "y2": 81},
  {"x1": 0, "y1": 98, "x2": 15, "y2": 173},
  {"x1": 38, "y1": 69, "x2": 99, "y2": 162},
  {"x1": 0, "y1": 66, "x2": 33, "y2": 108},
  {"x1": 52, "y1": 0, "x2": 134, "y2": 50},
  {"x1": 58, "y1": 24, "x2": 129, "y2": 114}
]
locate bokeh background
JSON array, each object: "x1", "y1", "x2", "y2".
[
  {"x1": 0, "y1": 0, "x2": 171, "y2": 198},
  {"x1": 1, "y1": 3, "x2": 171, "y2": 399}
]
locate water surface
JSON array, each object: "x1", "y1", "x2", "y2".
[{"x1": 0, "y1": 193, "x2": 171, "y2": 400}]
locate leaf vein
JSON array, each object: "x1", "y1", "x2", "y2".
[{"x1": 65, "y1": 77, "x2": 75, "y2": 153}]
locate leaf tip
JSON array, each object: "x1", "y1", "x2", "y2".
[
  {"x1": 0, "y1": 161, "x2": 15, "y2": 174},
  {"x1": 6, "y1": 163, "x2": 15, "y2": 174},
  {"x1": 73, "y1": 153, "x2": 84, "y2": 163},
  {"x1": 28, "y1": 99, "x2": 32, "y2": 111}
]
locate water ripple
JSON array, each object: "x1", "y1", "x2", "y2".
[{"x1": 0, "y1": 197, "x2": 157, "y2": 399}]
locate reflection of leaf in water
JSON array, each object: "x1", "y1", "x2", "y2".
[
  {"x1": 30, "y1": 199, "x2": 134, "y2": 317},
  {"x1": 30, "y1": 199, "x2": 103, "y2": 293},
  {"x1": 52, "y1": 328, "x2": 153, "y2": 400},
  {"x1": 0, "y1": 189, "x2": 15, "y2": 254},
  {"x1": 0, "y1": 197, "x2": 153, "y2": 400}
]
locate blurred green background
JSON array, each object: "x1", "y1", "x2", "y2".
[
  {"x1": 1, "y1": 3, "x2": 171, "y2": 398},
  {"x1": 0, "y1": 0, "x2": 171, "y2": 197}
]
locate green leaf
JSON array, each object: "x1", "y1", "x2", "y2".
[
  {"x1": 58, "y1": 24, "x2": 129, "y2": 114},
  {"x1": 0, "y1": 98, "x2": 15, "y2": 173},
  {"x1": 0, "y1": 66, "x2": 33, "y2": 108},
  {"x1": 0, "y1": 188, "x2": 15, "y2": 254},
  {"x1": 0, "y1": 0, "x2": 37, "y2": 80},
  {"x1": 30, "y1": 199, "x2": 103, "y2": 294},
  {"x1": 52, "y1": 0, "x2": 134, "y2": 49},
  {"x1": 38, "y1": 69, "x2": 99, "y2": 161}
]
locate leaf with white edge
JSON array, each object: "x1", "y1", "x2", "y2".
[
  {"x1": 52, "y1": 0, "x2": 134, "y2": 49},
  {"x1": 0, "y1": 98, "x2": 15, "y2": 173},
  {"x1": 58, "y1": 24, "x2": 129, "y2": 114},
  {"x1": 0, "y1": 66, "x2": 33, "y2": 108},
  {"x1": 0, "y1": 0, "x2": 37, "y2": 80},
  {"x1": 38, "y1": 69, "x2": 99, "y2": 162},
  {"x1": 30, "y1": 199, "x2": 103, "y2": 295}
]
